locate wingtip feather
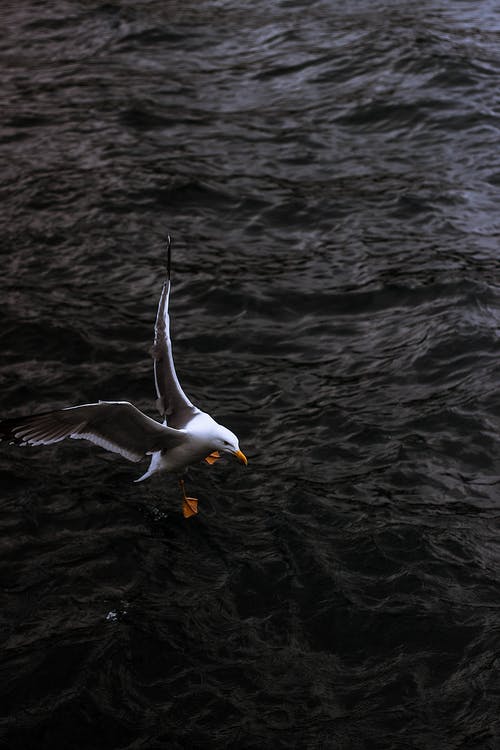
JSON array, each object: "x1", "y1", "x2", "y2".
[{"x1": 166, "y1": 234, "x2": 171, "y2": 280}]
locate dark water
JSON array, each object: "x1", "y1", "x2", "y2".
[{"x1": 1, "y1": 1, "x2": 500, "y2": 748}]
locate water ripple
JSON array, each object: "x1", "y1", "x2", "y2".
[{"x1": 1, "y1": 1, "x2": 500, "y2": 748}]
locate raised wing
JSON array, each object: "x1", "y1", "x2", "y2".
[
  {"x1": 152, "y1": 237, "x2": 199, "y2": 429},
  {"x1": 0, "y1": 401, "x2": 182, "y2": 462}
]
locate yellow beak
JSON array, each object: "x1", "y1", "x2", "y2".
[{"x1": 234, "y1": 449, "x2": 248, "y2": 465}]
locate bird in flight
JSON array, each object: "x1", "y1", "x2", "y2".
[{"x1": 0, "y1": 237, "x2": 247, "y2": 518}]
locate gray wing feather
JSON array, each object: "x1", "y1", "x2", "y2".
[
  {"x1": 152, "y1": 278, "x2": 198, "y2": 429},
  {"x1": 0, "y1": 401, "x2": 183, "y2": 462}
]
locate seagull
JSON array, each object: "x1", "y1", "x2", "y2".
[{"x1": 0, "y1": 237, "x2": 247, "y2": 518}]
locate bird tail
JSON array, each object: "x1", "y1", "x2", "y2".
[{"x1": 134, "y1": 451, "x2": 163, "y2": 482}]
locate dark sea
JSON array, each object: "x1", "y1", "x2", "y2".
[{"x1": 1, "y1": 1, "x2": 500, "y2": 748}]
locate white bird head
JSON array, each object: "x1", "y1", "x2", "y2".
[{"x1": 213, "y1": 424, "x2": 248, "y2": 465}]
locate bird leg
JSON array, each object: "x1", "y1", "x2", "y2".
[{"x1": 179, "y1": 478, "x2": 198, "y2": 518}]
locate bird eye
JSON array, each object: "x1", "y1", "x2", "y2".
[{"x1": 223, "y1": 440, "x2": 230, "y2": 445}]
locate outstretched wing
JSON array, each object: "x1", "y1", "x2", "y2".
[
  {"x1": 0, "y1": 401, "x2": 182, "y2": 462},
  {"x1": 152, "y1": 237, "x2": 199, "y2": 429}
]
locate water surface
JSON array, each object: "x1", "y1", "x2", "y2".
[{"x1": 1, "y1": 2, "x2": 500, "y2": 748}]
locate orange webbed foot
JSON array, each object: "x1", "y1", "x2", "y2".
[
  {"x1": 182, "y1": 496, "x2": 198, "y2": 518},
  {"x1": 204, "y1": 451, "x2": 220, "y2": 465},
  {"x1": 179, "y1": 478, "x2": 199, "y2": 518}
]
